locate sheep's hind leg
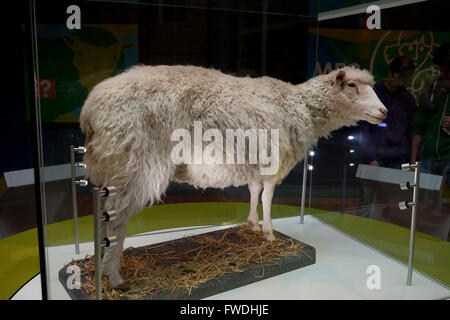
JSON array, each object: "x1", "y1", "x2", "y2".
[
  {"x1": 102, "y1": 157, "x2": 175, "y2": 290},
  {"x1": 247, "y1": 181, "x2": 262, "y2": 232},
  {"x1": 102, "y1": 206, "x2": 135, "y2": 290},
  {"x1": 261, "y1": 180, "x2": 276, "y2": 241}
]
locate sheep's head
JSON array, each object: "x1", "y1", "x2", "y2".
[{"x1": 331, "y1": 67, "x2": 387, "y2": 125}]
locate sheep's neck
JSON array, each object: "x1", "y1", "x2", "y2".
[{"x1": 295, "y1": 81, "x2": 346, "y2": 141}]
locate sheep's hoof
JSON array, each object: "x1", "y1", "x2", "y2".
[
  {"x1": 263, "y1": 231, "x2": 275, "y2": 242},
  {"x1": 247, "y1": 222, "x2": 262, "y2": 233},
  {"x1": 112, "y1": 280, "x2": 131, "y2": 291}
]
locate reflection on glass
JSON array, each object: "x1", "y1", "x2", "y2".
[{"x1": 311, "y1": 0, "x2": 449, "y2": 288}]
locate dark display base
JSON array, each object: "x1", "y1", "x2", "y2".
[{"x1": 59, "y1": 226, "x2": 316, "y2": 300}]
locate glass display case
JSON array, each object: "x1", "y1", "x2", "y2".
[
  {"x1": 27, "y1": 0, "x2": 321, "y2": 300},
  {"x1": 309, "y1": 0, "x2": 450, "y2": 293},
  {"x1": 10, "y1": 0, "x2": 449, "y2": 300}
]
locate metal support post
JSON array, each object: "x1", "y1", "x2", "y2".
[
  {"x1": 70, "y1": 145, "x2": 80, "y2": 254},
  {"x1": 398, "y1": 162, "x2": 421, "y2": 286},
  {"x1": 93, "y1": 187, "x2": 102, "y2": 300},
  {"x1": 300, "y1": 149, "x2": 308, "y2": 224},
  {"x1": 70, "y1": 145, "x2": 87, "y2": 254},
  {"x1": 308, "y1": 151, "x2": 314, "y2": 214}
]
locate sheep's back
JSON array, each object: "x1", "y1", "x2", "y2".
[{"x1": 80, "y1": 65, "x2": 297, "y2": 185}]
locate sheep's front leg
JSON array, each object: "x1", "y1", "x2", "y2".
[
  {"x1": 247, "y1": 181, "x2": 262, "y2": 232},
  {"x1": 262, "y1": 180, "x2": 276, "y2": 241}
]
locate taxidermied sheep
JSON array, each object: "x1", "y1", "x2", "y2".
[{"x1": 80, "y1": 65, "x2": 387, "y2": 289}]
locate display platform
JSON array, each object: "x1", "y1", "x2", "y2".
[
  {"x1": 12, "y1": 215, "x2": 450, "y2": 300},
  {"x1": 58, "y1": 225, "x2": 315, "y2": 300}
]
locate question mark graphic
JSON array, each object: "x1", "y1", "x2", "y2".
[{"x1": 40, "y1": 80, "x2": 51, "y2": 98}]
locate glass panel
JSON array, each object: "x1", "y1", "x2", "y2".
[
  {"x1": 0, "y1": 5, "x2": 39, "y2": 299},
  {"x1": 32, "y1": 0, "x2": 318, "y2": 299},
  {"x1": 311, "y1": 0, "x2": 450, "y2": 287}
]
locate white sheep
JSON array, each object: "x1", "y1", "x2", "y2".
[{"x1": 80, "y1": 65, "x2": 387, "y2": 289}]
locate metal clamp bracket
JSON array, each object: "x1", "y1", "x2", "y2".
[
  {"x1": 100, "y1": 236, "x2": 118, "y2": 248},
  {"x1": 100, "y1": 210, "x2": 117, "y2": 222},
  {"x1": 398, "y1": 201, "x2": 415, "y2": 210},
  {"x1": 73, "y1": 146, "x2": 87, "y2": 154},
  {"x1": 75, "y1": 179, "x2": 89, "y2": 187},
  {"x1": 74, "y1": 162, "x2": 87, "y2": 169},
  {"x1": 100, "y1": 186, "x2": 117, "y2": 197}
]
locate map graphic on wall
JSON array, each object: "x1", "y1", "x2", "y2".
[
  {"x1": 35, "y1": 24, "x2": 138, "y2": 123},
  {"x1": 310, "y1": 28, "x2": 448, "y2": 102}
]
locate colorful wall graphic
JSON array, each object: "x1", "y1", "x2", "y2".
[
  {"x1": 34, "y1": 24, "x2": 138, "y2": 123},
  {"x1": 310, "y1": 28, "x2": 449, "y2": 102}
]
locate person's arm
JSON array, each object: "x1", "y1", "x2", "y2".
[
  {"x1": 407, "y1": 94, "x2": 417, "y2": 140},
  {"x1": 410, "y1": 86, "x2": 429, "y2": 164},
  {"x1": 442, "y1": 116, "x2": 450, "y2": 135},
  {"x1": 408, "y1": 94, "x2": 420, "y2": 164},
  {"x1": 410, "y1": 134, "x2": 423, "y2": 164},
  {"x1": 359, "y1": 121, "x2": 378, "y2": 165}
]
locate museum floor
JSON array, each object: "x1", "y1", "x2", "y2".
[
  {"x1": 2, "y1": 180, "x2": 448, "y2": 241},
  {"x1": 10, "y1": 215, "x2": 450, "y2": 300}
]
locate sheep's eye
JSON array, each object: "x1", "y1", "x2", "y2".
[{"x1": 348, "y1": 83, "x2": 356, "y2": 87}]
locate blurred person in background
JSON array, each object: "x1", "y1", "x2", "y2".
[
  {"x1": 359, "y1": 56, "x2": 417, "y2": 170},
  {"x1": 410, "y1": 42, "x2": 450, "y2": 188},
  {"x1": 410, "y1": 42, "x2": 450, "y2": 241},
  {"x1": 357, "y1": 56, "x2": 416, "y2": 218}
]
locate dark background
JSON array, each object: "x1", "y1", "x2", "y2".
[
  {"x1": 2, "y1": 0, "x2": 315, "y2": 172},
  {"x1": 2, "y1": 0, "x2": 449, "y2": 238},
  {"x1": 1, "y1": 0, "x2": 316, "y2": 237}
]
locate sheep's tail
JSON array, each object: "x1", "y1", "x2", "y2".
[{"x1": 79, "y1": 114, "x2": 107, "y2": 197}]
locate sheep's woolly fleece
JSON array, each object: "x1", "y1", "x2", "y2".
[{"x1": 80, "y1": 65, "x2": 373, "y2": 212}]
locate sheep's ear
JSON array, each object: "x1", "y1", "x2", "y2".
[{"x1": 334, "y1": 69, "x2": 346, "y2": 87}]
